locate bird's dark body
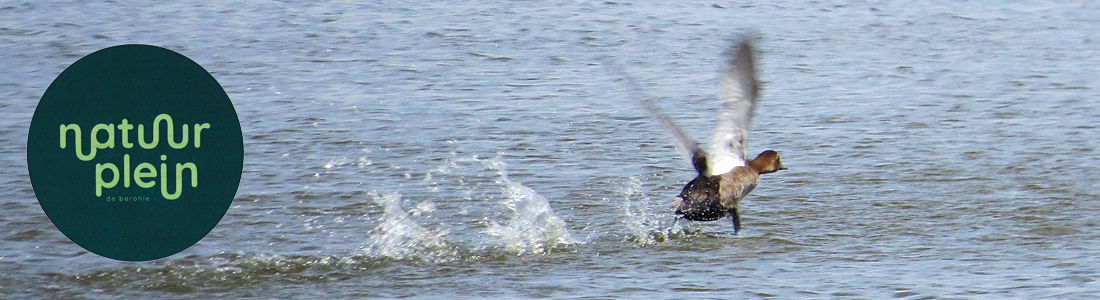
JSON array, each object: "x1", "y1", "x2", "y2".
[{"x1": 674, "y1": 175, "x2": 725, "y2": 221}]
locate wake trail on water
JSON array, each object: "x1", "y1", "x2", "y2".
[
  {"x1": 360, "y1": 154, "x2": 576, "y2": 260},
  {"x1": 58, "y1": 158, "x2": 705, "y2": 293}
]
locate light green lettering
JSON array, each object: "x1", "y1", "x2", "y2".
[
  {"x1": 134, "y1": 162, "x2": 156, "y2": 188},
  {"x1": 95, "y1": 163, "x2": 119, "y2": 197},
  {"x1": 118, "y1": 119, "x2": 134, "y2": 148},
  {"x1": 59, "y1": 124, "x2": 96, "y2": 161},
  {"x1": 194, "y1": 123, "x2": 210, "y2": 148},
  {"x1": 161, "y1": 161, "x2": 197, "y2": 200},
  {"x1": 138, "y1": 122, "x2": 157, "y2": 149}
]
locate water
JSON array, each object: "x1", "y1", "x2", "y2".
[{"x1": 2, "y1": 0, "x2": 1099, "y2": 298}]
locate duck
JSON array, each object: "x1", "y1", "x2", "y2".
[{"x1": 641, "y1": 36, "x2": 785, "y2": 234}]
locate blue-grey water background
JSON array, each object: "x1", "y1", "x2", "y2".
[{"x1": 2, "y1": 1, "x2": 1099, "y2": 299}]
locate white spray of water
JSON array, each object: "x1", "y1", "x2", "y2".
[
  {"x1": 618, "y1": 176, "x2": 683, "y2": 244},
  {"x1": 359, "y1": 154, "x2": 575, "y2": 258},
  {"x1": 362, "y1": 192, "x2": 458, "y2": 261},
  {"x1": 482, "y1": 157, "x2": 577, "y2": 255}
]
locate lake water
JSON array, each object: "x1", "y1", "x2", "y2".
[{"x1": 2, "y1": 0, "x2": 1099, "y2": 299}]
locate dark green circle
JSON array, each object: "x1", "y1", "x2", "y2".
[{"x1": 27, "y1": 44, "x2": 243, "y2": 261}]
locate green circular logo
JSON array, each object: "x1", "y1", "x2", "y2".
[{"x1": 27, "y1": 44, "x2": 243, "y2": 261}]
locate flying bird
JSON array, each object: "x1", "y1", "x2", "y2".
[{"x1": 642, "y1": 36, "x2": 786, "y2": 235}]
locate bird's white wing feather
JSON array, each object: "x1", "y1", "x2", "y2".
[{"x1": 706, "y1": 37, "x2": 758, "y2": 176}]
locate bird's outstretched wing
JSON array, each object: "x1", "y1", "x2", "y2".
[
  {"x1": 603, "y1": 57, "x2": 709, "y2": 175},
  {"x1": 706, "y1": 36, "x2": 759, "y2": 176},
  {"x1": 641, "y1": 98, "x2": 707, "y2": 175}
]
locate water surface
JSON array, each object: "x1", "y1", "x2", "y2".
[{"x1": 1, "y1": 1, "x2": 1099, "y2": 299}]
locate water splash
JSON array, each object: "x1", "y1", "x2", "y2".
[
  {"x1": 361, "y1": 192, "x2": 459, "y2": 261},
  {"x1": 356, "y1": 153, "x2": 576, "y2": 257},
  {"x1": 482, "y1": 157, "x2": 577, "y2": 255},
  {"x1": 618, "y1": 176, "x2": 684, "y2": 245}
]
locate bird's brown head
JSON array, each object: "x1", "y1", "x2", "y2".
[{"x1": 749, "y1": 150, "x2": 786, "y2": 174}]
